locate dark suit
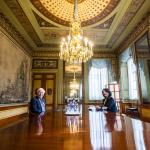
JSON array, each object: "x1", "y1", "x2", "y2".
[
  {"x1": 103, "y1": 97, "x2": 117, "y2": 112},
  {"x1": 29, "y1": 96, "x2": 46, "y2": 114}
]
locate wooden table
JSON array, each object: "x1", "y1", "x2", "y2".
[{"x1": 0, "y1": 105, "x2": 150, "y2": 150}]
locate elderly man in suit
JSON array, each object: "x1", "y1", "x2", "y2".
[{"x1": 30, "y1": 88, "x2": 46, "y2": 117}]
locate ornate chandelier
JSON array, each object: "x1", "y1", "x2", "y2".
[
  {"x1": 70, "y1": 78, "x2": 79, "y2": 90},
  {"x1": 59, "y1": 0, "x2": 93, "y2": 63}
]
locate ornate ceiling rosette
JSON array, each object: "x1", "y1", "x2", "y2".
[{"x1": 30, "y1": 0, "x2": 120, "y2": 26}]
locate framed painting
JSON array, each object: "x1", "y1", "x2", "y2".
[{"x1": 32, "y1": 59, "x2": 58, "y2": 69}]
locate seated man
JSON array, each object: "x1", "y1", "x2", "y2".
[{"x1": 29, "y1": 88, "x2": 46, "y2": 117}]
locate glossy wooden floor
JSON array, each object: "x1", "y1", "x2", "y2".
[{"x1": 0, "y1": 106, "x2": 150, "y2": 150}]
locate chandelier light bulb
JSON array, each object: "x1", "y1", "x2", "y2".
[{"x1": 68, "y1": 35, "x2": 71, "y2": 41}]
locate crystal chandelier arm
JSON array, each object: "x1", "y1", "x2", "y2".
[
  {"x1": 74, "y1": 0, "x2": 78, "y2": 20},
  {"x1": 73, "y1": 62, "x2": 76, "y2": 79}
]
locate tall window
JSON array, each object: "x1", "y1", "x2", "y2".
[
  {"x1": 89, "y1": 59, "x2": 109, "y2": 100},
  {"x1": 119, "y1": 47, "x2": 139, "y2": 100},
  {"x1": 127, "y1": 58, "x2": 138, "y2": 99}
]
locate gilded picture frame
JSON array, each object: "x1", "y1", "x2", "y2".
[{"x1": 32, "y1": 59, "x2": 58, "y2": 69}]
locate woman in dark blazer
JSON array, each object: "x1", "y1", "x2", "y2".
[
  {"x1": 102, "y1": 88, "x2": 117, "y2": 112},
  {"x1": 96, "y1": 88, "x2": 117, "y2": 112}
]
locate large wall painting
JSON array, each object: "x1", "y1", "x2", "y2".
[{"x1": 0, "y1": 31, "x2": 31, "y2": 104}]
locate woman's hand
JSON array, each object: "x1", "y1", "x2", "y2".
[
  {"x1": 101, "y1": 106, "x2": 107, "y2": 110},
  {"x1": 95, "y1": 105, "x2": 101, "y2": 110}
]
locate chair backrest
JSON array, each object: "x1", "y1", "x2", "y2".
[{"x1": 138, "y1": 106, "x2": 150, "y2": 122}]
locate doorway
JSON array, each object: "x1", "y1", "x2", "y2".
[{"x1": 32, "y1": 73, "x2": 56, "y2": 105}]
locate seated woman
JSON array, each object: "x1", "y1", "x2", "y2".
[{"x1": 96, "y1": 88, "x2": 117, "y2": 113}]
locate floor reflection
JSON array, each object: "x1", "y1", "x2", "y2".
[{"x1": 28, "y1": 114, "x2": 44, "y2": 136}]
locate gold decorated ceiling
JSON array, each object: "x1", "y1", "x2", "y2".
[
  {"x1": 66, "y1": 0, "x2": 85, "y2": 4},
  {"x1": 30, "y1": 0, "x2": 120, "y2": 26},
  {"x1": 1, "y1": 0, "x2": 149, "y2": 52}
]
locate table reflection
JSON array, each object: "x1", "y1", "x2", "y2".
[
  {"x1": 1, "y1": 106, "x2": 150, "y2": 150},
  {"x1": 66, "y1": 116, "x2": 80, "y2": 133},
  {"x1": 89, "y1": 111, "x2": 112, "y2": 150}
]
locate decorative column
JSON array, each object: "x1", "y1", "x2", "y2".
[
  {"x1": 57, "y1": 60, "x2": 64, "y2": 105},
  {"x1": 83, "y1": 62, "x2": 89, "y2": 103}
]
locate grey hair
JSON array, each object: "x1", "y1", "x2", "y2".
[{"x1": 37, "y1": 88, "x2": 45, "y2": 93}]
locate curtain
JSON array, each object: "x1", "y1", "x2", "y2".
[
  {"x1": 138, "y1": 59, "x2": 148, "y2": 101},
  {"x1": 127, "y1": 58, "x2": 138, "y2": 99},
  {"x1": 89, "y1": 59, "x2": 109, "y2": 100},
  {"x1": 119, "y1": 46, "x2": 138, "y2": 100}
]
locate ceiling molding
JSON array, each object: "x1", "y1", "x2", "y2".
[
  {"x1": 32, "y1": 51, "x2": 59, "y2": 58},
  {"x1": 103, "y1": 0, "x2": 131, "y2": 44},
  {"x1": 93, "y1": 14, "x2": 116, "y2": 29},
  {"x1": 4, "y1": 0, "x2": 42, "y2": 46},
  {"x1": 93, "y1": 52, "x2": 117, "y2": 58},
  {"x1": 107, "y1": 0, "x2": 145, "y2": 48},
  {"x1": 0, "y1": 0, "x2": 37, "y2": 49},
  {"x1": 33, "y1": 11, "x2": 57, "y2": 28},
  {"x1": 0, "y1": 12, "x2": 32, "y2": 54},
  {"x1": 113, "y1": 0, "x2": 150, "y2": 50},
  {"x1": 32, "y1": 50, "x2": 117, "y2": 59},
  {"x1": 117, "y1": 13, "x2": 150, "y2": 54}
]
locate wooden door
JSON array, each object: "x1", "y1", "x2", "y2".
[
  {"x1": 32, "y1": 74, "x2": 43, "y2": 96},
  {"x1": 32, "y1": 73, "x2": 56, "y2": 105},
  {"x1": 45, "y1": 74, "x2": 55, "y2": 105}
]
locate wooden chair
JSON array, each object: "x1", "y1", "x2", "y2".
[
  {"x1": 139, "y1": 105, "x2": 150, "y2": 122},
  {"x1": 125, "y1": 100, "x2": 139, "y2": 118}
]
